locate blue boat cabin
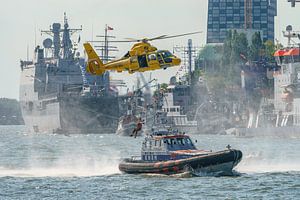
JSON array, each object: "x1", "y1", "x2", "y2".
[{"x1": 141, "y1": 130, "x2": 197, "y2": 162}]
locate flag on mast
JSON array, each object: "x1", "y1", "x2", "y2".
[{"x1": 107, "y1": 26, "x2": 114, "y2": 31}]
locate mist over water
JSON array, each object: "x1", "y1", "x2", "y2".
[
  {"x1": 1, "y1": 126, "x2": 300, "y2": 177},
  {"x1": 192, "y1": 132, "x2": 300, "y2": 175},
  {"x1": 0, "y1": 155, "x2": 120, "y2": 177},
  {"x1": 237, "y1": 150, "x2": 300, "y2": 173},
  {"x1": 236, "y1": 137, "x2": 300, "y2": 174},
  {"x1": 0, "y1": 126, "x2": 126, "y2": 178},
  {"x1": 0, "y1": 126, "x2": 299, "y2": 199}
]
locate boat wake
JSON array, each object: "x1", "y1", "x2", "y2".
[
  {"x1": 236, "y1": 152, "x2": 300, "y2": 173},
  {"x1": 0, "y1": 166, "x2": 120, "y2": 178},
  {"x1": 0, "y1": 157, "x2": 120, "y2": 178},
  {"x1": 140, "y1": 170, "x2": 239, "y2": 178},
  {"x1": 141, "y1": 172, "x2": 194, "y2": 178}
]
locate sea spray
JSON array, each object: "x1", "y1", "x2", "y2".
[
  {"x1": 236, "y1": 150, "x2": 300, "y2": 173},
  {"x1": 0, "y1": 155, "x2": 121, "y2": 177},
  {"x1": 0, "y1": 132, "x2": 126, "y2": 177},
  {"x1": 191, "y1": 134, "x2": 300, "y2": 174}
]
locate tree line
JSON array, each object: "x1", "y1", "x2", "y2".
[{"x1": 196, "y1": 30, "x2": 279, "y2": 99}]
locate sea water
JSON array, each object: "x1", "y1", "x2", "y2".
[{"x1": 0, "y1": 126, "x2": 299, "y2": 199}]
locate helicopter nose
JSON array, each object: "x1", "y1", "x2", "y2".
[{"x1": 172, "y1": 58, "x2": 181, "y2": 66}]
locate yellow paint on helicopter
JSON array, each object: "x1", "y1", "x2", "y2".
[
  {"x1": 84, "y1": 42, "x2": 181, "y2": 75},
  {"x1": 83, "y1": 31, "x2": 201, "y2": 75}
]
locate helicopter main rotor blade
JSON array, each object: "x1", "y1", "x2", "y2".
[
  {"x1": 124, "y1": 38, "x2": 141, "y2": 41},
  {"x1": 150, "y1": 31, "x2": 202, "y2": 41},
  {"x1": 90, "y1": 31, "x2": 201, "y2": 43},
  {"x1": 105, "y1": 40, "x2": 137, "y2": 43},
  {"x1": 87, "y1": 40, "x2": 135, "y2": 43},
  {"x1": 147, "y1": 35, "x2": 168, "y2": 41}
]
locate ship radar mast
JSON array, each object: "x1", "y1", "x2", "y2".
[
  {"x1": 283, "y1": 25, "x2": 300, "y2": 47},
  {"x1": 288, "y1": 0, "x2": 300, "y2": 7},
  {"x1": 41, "y1": 12, "x2": 82, "y2": 60}
]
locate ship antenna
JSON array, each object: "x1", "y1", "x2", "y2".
[
  {"x1": 27, "y1": 44, "x2": 29, "y2": 61},
  {"x1": 92, "y1": 23, "x2": 94, "y2": 42},
  {"x1": 34, "y1": 23, "x2": 37, "y2": 48},
  {"x1": 64, "y1": 12, "x2": 67, "y2": 25}
]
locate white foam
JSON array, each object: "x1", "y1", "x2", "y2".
[
  {"x1": 0, "y1": 155, "x2": 121, "y2": 177},
  {"x1": 0, "y1": 161, "x2": 120, "y2": 178},
  {"x1": 0, "y1": 166, "x2": 120, "y2": 177},
  {"x1": 236, "y1": 152, "x2": 300, "y2": 173}
]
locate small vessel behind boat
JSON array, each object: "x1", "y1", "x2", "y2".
[
  {"x1": 119, "y1": 128, "x2": 242, "y2": 176},
  {"x1": 116, "y1": 90, "x2": 147, "y2": 137},
  {"x1": 116, "y1": 115, "x2": 143, "y2": 136}
]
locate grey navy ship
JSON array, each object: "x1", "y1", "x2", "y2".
[{"x1": 19, "y1": 14, "x2": 120, "y2": 133}]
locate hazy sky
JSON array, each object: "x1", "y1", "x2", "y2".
[{"x1": 0, "y1": 0, "x2": 299, "y2": 99}]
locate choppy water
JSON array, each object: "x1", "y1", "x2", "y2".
[{"x1": 0, "y1": 126, "x2": 299, "y2": 199}]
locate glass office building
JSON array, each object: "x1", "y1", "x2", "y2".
[{"x1": 207, "y1": 0, "x2": 277, "y2": 43}]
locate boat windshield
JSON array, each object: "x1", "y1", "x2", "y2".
[{"x1": 164, "y1": 137, "x2": 196, "y2": 151}]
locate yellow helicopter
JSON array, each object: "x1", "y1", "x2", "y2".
[{"x1": 83, "y1": 32, "x2": 200, "y2": 75}]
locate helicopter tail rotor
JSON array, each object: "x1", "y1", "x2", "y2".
[{"x1": 84, "y1": 43, "x2": 106, "y2": 75}]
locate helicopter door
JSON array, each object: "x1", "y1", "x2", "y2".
[
  {"x1": 157, "y1": 53, "x2": 164, "y2": 64},
  {"x1": 147, "y1": 53, "x2": 158, "y2": 67},
  {"x1": 138, "y1": 55, "x2": 148, "y2": 68}
]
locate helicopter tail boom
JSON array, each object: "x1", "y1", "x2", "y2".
[{"x1": 84, "y1": 43, "x2": 105, "y2": 75}]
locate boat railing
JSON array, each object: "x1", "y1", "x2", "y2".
[
  {"x1": 130, "y1": 156, "x2": 142, "y2": 161},
  {"x1": 150, "y1": 128, "x2": 186, "y2": 136}
]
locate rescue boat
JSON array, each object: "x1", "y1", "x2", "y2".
[{"x1": 119, "y1": 128, "x2": 242, "y2": 176}]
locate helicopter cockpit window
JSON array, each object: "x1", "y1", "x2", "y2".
[
  {"x1": 158, "y1": 51, "x2": 173, "y2": 63},
  {"x1": 124, "y1": 51, "x2": 130, "y2": 58},
  {"x1": 157, "y1": 54, "x2": 164, "y2": 64},
  {"x1": 148, "y1": 54, "x2": 157, "y2": 61},
  {"x1": 160, "y1": 51, "x2": 173, "y2": 58}
]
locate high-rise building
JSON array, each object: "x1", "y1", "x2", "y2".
[{"x1": 207, "y1": 0, "x2": 277, "y2": 44}]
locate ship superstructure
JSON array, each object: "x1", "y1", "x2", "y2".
[
  {"x1": 236, "y1": 27, "x2": 300, "y2": 137},
  {"x1": 272, "y1": 29, "x2": 300, "y2": 127},
  {"x1": 19, "y1": 14, "x2": 120, "y2": 133},
  {"x1": 154, "y1": 77, "x2": 197, "y2": 133}
]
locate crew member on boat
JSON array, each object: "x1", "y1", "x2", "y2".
[{"x1": 131, "y1": 118, "x2": 143, "y2": 138}]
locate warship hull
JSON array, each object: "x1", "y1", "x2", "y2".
[
  {"x1": 59, "y1": 96, "x2": 119, "y2": 133},
  {"x1": 19, "y1": 60, "x2": 119, "y2": 134},
  {"x1": 19, "y1": 66, "x2": 59, "y2": 133},
  {"x1": 19, "y1": 15, "x2": 121, "y2": 134}
]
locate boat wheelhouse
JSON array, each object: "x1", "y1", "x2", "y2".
[{"x1": 141, "y1": 129, "x2": 198, "y2": 162}]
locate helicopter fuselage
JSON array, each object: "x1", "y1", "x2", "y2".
[
  {"x1": 84, "y1": 42, "x2": 181, "y2": 75},
  {"x1": 104, "y1": 51, "x2": 180, "y2": 74},
  {"x1": 84, "y1": 31, "x2": 201, "y2": 76}
]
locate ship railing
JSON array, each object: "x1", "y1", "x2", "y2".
[{"x1": 39, "y1": 93, "x2": 58, "y2": 100}]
